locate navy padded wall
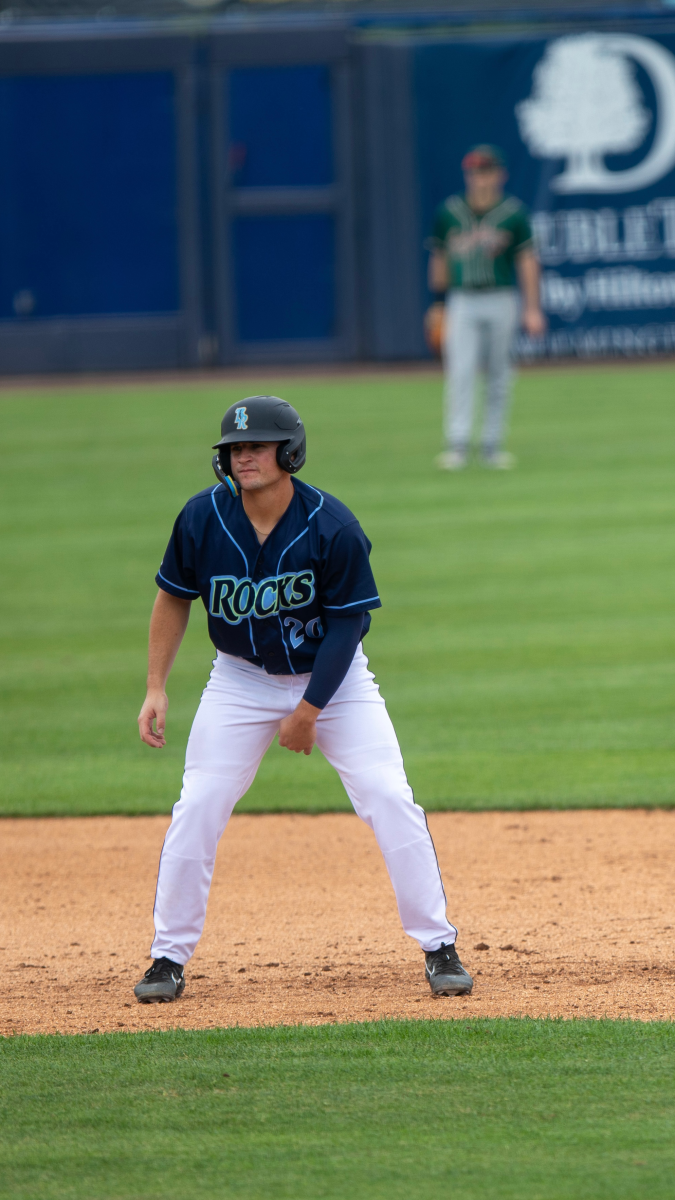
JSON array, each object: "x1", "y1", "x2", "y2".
[
  {"x1": 233, "y1": 213, "x2": 335, "y2": 340},
  {"x1": 229, "y1": 64, "x2": 333, "y2": 188},
  {"x1": 0, "y1": 72, "x2": 180, "y2": 319}
]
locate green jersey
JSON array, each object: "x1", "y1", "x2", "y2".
[{"x1": 431, "y1": 194, "x2": 533, "y2": 290}]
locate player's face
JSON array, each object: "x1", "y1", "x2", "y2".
[
  {"x1": 229, "y1": 441, "x2": 285, "y2": 491},
  {"x1": 464, "y1": 167, "x2": 506, "y2": 209}
]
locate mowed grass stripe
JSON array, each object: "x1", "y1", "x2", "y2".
[
  {"x1": 1, "y1": 1019, "x2": 674, "y2": 1200},
  {"x1": 1, "y1": 365, "x2": 675, "y2": 814}
]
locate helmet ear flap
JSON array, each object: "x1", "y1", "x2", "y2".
[
  {"x1": 277, "y1": 432, "x2": 306, "y2": 474},
  {"x1": 212, "y1": 446, "x2": 233, "y2": 485},
  {"x1": 219, "y1": 445, "x2": 231, "y2": 477}
]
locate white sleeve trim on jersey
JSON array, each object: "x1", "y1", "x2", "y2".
[{"x1": 157, "y1": 570, "x2": 200, "y2": 596}]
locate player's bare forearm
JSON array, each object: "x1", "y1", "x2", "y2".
[
  {"x1": 146, "y1": 591, "x2": 191, "y2": 689},
  {"x1": 516, "y1": 249, "x2": 546, "y2": 336},
  {"x1": 428, "y1": 250, "x2": 449, "y2": 294},
  {"x1": 138, "y1": 590, "x2": 192, "y2": 748},
  {"x1": 278, "y1": 698, "x2": 321, "y2": 756}
]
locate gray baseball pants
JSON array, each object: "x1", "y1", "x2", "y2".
[{"x1": 443, "y1": 288, "x2": 519, "y2": 455}]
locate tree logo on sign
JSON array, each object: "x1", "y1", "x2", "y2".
[{"x1": 516, "y1": 33, "x2": 675, "y2": 193}]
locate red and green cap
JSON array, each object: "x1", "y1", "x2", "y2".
[{"x1": 461, "y1": 144, "x2": 506, "y2": 171}]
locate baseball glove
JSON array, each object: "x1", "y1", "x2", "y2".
[{"x1": 424, "y1": 302, "x2": 446, "y2": 357}]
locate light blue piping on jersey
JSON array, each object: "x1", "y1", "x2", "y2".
[
  {"x1": 324, "y1": 596, "x2": 380, "y2": 609},
  {"x1": 275, "y1": 484, "x2": 325, "y2": 674},
  {"x1": 210, "y1": 484, "x2": 258, "y2": 658},
  {"x1": 157, "y1": 570, "x2": 200, "y2": 597}
]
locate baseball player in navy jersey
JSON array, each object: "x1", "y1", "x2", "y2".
[{"x1": 134, "y1": 395, "x2": 472, "y2": 1003}]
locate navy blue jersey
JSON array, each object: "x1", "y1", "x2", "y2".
[{"x1": 156, "y1": 477, "x2": 381, "y2": 675}]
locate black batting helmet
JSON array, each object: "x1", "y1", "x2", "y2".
[{"x1": 212, "y1": 395, "x2": 306, "y2": 488}]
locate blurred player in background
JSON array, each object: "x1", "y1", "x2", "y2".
[{"x1": 426, "y1": 145, "x2": 545, "y2": 470}]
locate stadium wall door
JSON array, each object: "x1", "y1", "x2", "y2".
[
  {"x1": 0, "y1": 22, "x2": 359, "y2": 373},
  {"x1": 0, "y1": 30, "x2": 202, "y2": 374},
  {"x1": 209, "y1": 26, "x2": 358, "y2": 365}
]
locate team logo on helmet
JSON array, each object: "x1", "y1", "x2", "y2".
[{"x1": 234, "y1": 406, "x2": 248, "y2": 431}]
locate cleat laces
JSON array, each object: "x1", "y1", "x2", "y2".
[
  {"x1": 426, "y1": 943, "x2": 463, "y2": 975},
  {"x1": 143, "y1": 957, "x2": 182, "y2": 983}
]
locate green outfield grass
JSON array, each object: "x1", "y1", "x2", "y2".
[
  {"x1": 1, "y1": 1019, "x2": 673, "y2": 1199},
  {"x1": 2, "y1": 363, "x2": 675, "y2": 816}
]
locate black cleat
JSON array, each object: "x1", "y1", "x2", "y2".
[
  {"x1": 134, "y1": 957, "x2": 185, "y2": 1004},
  {"x1": 425, "y1": 942, "x2": 473, "y2": 996}
]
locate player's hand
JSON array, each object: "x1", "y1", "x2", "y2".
[
  {"x1": 423, "y1": 302, "x2": 446, "y2": 357},
  {"x1": 138, "y1": 689, "x2": 169, "y2": 748},
  {"x1": 278, "y1": 699, "x2": 320, "y2": 756},
  {"x1": 522, "y1": 307, "x2": 546, "y2": 337}
]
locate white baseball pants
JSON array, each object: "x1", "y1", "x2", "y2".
[
  {"x1": 151, "y1": 646, "x2": 457, "y2": 964},
  {"x1": 444, "y1": 287, "x2": 519, "y2": 454}
]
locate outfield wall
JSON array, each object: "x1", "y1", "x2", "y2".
[{"x1": 2, "y1": 10, "x2": 675, "y2": 372}]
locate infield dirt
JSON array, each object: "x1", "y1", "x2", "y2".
[{"x1": 1, "y1": 809, "x2": 673, "y2": 1035}]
